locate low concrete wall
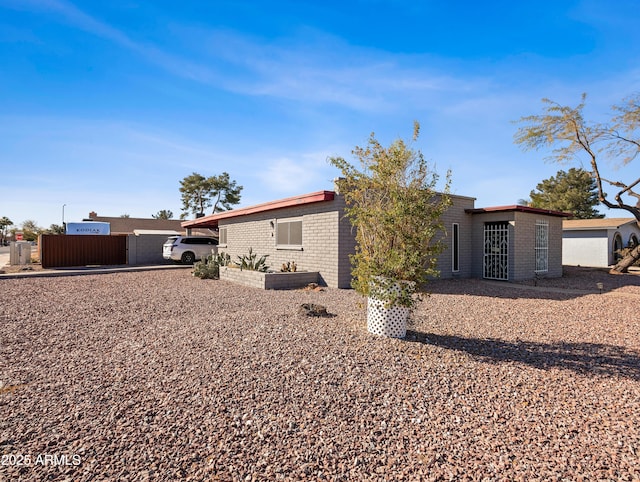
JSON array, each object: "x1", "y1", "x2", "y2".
[
  {"x1": 127, "y1": 234, "x2": 173, "y2": 265},
  {"x1": 219, "y1": 266, "x2": 319, "y2": 290}
]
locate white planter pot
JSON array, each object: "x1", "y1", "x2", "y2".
[
  {"x1": 366, "y1": 277, "x2": 414, "y2": 338},
  {"x1": 367, "y1": 297, "x2": 409, "y2": 338}
]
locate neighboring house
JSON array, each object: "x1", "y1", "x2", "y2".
[
  {"x1": 562, "y1": 218, "x2": 640, "y2": 268},
  {"x1": 182, "y1": 187, "x2": 569, "y2": 288},
  {"x1": 39, "y1": 212, "x2": 214, "y2": 268},
  {"x1": 85, "y1": 212, "x2": 187, "y2": 235},
  {"x1": 185, "y1": 191, "x2": 355, "y2": 288}
]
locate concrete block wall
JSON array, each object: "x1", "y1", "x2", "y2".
[
  {"x1": 217, "y1": 191, "x2": 566, "y2": 286},
  {"x1": 547, "y1": 217, "x2": 566, "y2": 278},
  {"x1": 219, "y1": 267, "x2": 320, "y2": 289},
  {"x1": 219, "y1": 266, "x2": 265, "y2": 289},
  {"x1": 537, "y1": 214, "x2": 564, "y2": 279},
  {"x1": 337, "y1": 196, "x2": 356, "y2": 288},
  {"x1": 218, "y1": 195, "x2": 354, "y2": 288},
  {"x1": 264, "y1": 271, "x2": 319, "y2": 289},
  {"x1": 127, "y1": 234, "x2": 173, "y2": 265},
  {"x1": 511, "y1": 212, "x2": 536, "y2": 281},
  {"x1": 434, "y1": 195, "x2": 475, "y2": 279},
  {"x1": 508, "y1": 212, "x2": 563, "y2": 280},
  {"x1": 470, "y1": 211, "x2": 564, "y2": 281}
]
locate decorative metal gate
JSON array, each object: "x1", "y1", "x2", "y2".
[
  {"x1": 483, "y1": 222, "x2": 509, "y2": 280},
  {"x1": 535, "y1": 220, "x2": 549, "y2": 273}
]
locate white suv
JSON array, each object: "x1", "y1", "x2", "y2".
[{"x1": 163, "y1": 236, "x2": 218, "y2": 264}]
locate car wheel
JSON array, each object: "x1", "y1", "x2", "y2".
[{"x1": 181, "y1": 252, "x2": 196, "y2": 264}]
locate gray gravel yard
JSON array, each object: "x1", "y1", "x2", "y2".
[{"x1": 1, "y1": 267, "x2": 640, "y2": 481}]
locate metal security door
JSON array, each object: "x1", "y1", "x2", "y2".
[{"x1": 484, "y1": 222, "x2": 509, "y2": 280}]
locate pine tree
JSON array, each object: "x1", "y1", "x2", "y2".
[{"x1": 529, "y1": 168, "x2": 604, "y2": 219}]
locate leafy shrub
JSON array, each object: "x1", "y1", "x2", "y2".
[{"x1": 329, "y1": 122, "x2": 451, "y2": 308}]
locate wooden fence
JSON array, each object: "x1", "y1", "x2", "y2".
[{"x1": 40, "y1": 235, "x2": 127, "y2": 269}]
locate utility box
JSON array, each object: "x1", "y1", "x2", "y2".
[{"x1": 10, "y1": 241, "x2": 32, "y2": 265}]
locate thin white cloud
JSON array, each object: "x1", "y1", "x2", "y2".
[
  {"x1": 1, "y1": 0, "x2": 484, "y2": 111},
  {"x1": 195, "y1": 28, "x2": 482, "y2": 110},
  {"x1": 260, "y1": 152, "x2": 337, "y2": 197},
  {"x1": 1, "y1": 0, "x2": 225, "y2": 84}
]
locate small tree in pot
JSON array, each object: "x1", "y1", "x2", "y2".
[{"x1": 330, "y1": 122, "x2": 451, "y2": 337}]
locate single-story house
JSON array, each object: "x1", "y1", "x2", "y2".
[
  {"x1": 562, "y1": 218, "x2": 640, "y2": 268},
  {"x1": 44, "y1": 212, "x2": 208, "y2": 267},
  {"x1": 182, "y1": 185, "x2": 569, "y2": 288},
  {"x1": 85, "y1": 212, "x2": 188, "y2": 235}
]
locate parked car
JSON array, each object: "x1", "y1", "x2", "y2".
[{"x1": 163, "y1": 236, "x2": 218, "y2": 264}]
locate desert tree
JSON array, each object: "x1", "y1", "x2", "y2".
[
  {"x1": 529, "y1": 168, "x2": 604, "y2": 219},
  {"x1": 179, "y1": 172, "x2": 242, "y2": 219},
  {"x1": 46, "y1": 224, "x2": 65, "y2": 234},
  {"x1": 0, "y1": 216, "x2": 13, "y2": 244},
  {"x1": 152, "y1": 210, "x2": 174, "y2": 220},
  {"x1": 515, "y1": 93, "x2": 640, "y2": 273},
  {"x1": 21, "y1": 219, "x2": 42, "y2": 242},
  {"x1": 329, "y1": 122, "x2": 451, "y2": 309},
  {"x1": 209, "y1": 172, "x2": 242, "y2": 213}
]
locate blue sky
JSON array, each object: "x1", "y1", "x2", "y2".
[{"x1": 1, "y1": 0, "x2": 639, "y2": 229}]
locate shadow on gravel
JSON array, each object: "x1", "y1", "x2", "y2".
[
  {"x1": 425, "y1": 267, "x2": 640, "y2": 301},
  {"x1": 425, "y1": 279, "x2": 590, "y2": 301},
  {"x1": 407, "y1": 331, "x2": 640, "y2": 381}
]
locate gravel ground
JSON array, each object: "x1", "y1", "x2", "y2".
[{"x1": 1, "y1": 268, "x2": 639, "y2": 481}]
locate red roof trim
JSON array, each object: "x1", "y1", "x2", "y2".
[
  {"x1": 465, "y1": 205, "x2": 572, "y2": 217},
  {"x1": 182, "y1": 191, "x2": 335, "y2": 229}
]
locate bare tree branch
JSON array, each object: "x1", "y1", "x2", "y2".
[{"x1": 514, "y1": 93, "x2": 640, "y2": 272}]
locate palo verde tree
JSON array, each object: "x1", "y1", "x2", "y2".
[
  {"x1": 179, "y1": 172, "x2": 243, "y2": 219},
  {"x1": 529, "y1": 168, "x2": 604, "y2": 219},
  {"x1": 515, "y1": 93, "x2": 640, "y2": 273}
]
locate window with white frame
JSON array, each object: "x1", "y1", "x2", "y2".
[
  {"x1": 276, "y1": 217, "x2": 302, "y2": 249},
  {"x1": 219, "y1": 226, "x2": 227, "y2": 246},
  {"x1": 535, "y1": 220, "x2": 548, "y2": 273}
]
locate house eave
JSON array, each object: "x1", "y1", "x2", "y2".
[
  {"x1": 465, "y1": 205, "x2": 572, "y2": 218},
  {"x1": 181, "y1": 191, "x2": 336, "y2": 230},
  {"x1": 562, "y1": 218, "x2": 639, "y2": 231}
]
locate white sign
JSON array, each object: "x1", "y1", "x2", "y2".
[{"x1": 65, "y1": 222, "x2": 111, "y2": 235}]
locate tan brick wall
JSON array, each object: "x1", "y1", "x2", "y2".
[
  {"x1": 434, "y1": 195, "x2": 476, "y2": 279},
  {"x1": 470, "y1": 211, "x2": 564, "y2": 281},
  {"x1": 218, "y1": 192, "x2": 563, "y2": 287},
  {"x1": 219, "y1": 267, "x2": 319, "y2": 289},
  {"x1": 218, "y1": 195, "x2": 354, "y2": 288}
]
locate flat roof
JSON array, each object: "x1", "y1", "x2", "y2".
[
  {"x1": 563, "y1": 218, "x2": 638, "y2": 230},
  {"x1": 133, "y1": 229, "x2": 182, "y2": 236},
  {"x1": 182, "y1": 190, "x2": 335, "y2": 229},
  {"x1": 465, "y1": 205, "x2": 572, "y2": 217}
]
